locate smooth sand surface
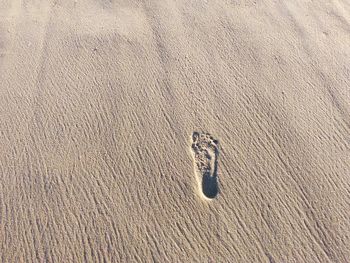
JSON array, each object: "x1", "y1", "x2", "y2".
[{"x1": 1, "y1": 0, "x2": 350, "y2": 262}]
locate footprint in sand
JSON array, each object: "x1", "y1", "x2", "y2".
[{"x1": 191, "y1": 132, "x2": 219, "y2": 199}]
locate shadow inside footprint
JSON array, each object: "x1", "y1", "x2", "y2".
[{"x1": 202, "y1": 173, "x2": 218, "y2": 199}]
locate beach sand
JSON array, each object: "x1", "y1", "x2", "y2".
[{"x1": 0, "y1": 0, "x2": 349, "y2": 262}]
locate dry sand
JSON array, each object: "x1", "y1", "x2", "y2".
[{"x1": 0, "y1": 0, "x2": 350, "y2": 262}]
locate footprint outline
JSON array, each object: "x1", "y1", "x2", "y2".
[{"x1": 191, "y1": 131, "x2": 219, "y2": 199}]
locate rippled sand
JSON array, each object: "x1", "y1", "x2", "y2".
[{"x1": 0, "y1": 0, "x2": 349, "y2": 262}]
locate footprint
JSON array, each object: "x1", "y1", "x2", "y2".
[{"x1": 191, "y1": 132, "x2": 219, "y2": 199}]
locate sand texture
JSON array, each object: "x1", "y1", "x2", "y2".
[{"x1": 0, "y1": 0, "x2": 350, "y2": 262}]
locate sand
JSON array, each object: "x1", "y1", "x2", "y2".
[{"x1": 0, "y1": 0, "x2": 349, "y2": 262}]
